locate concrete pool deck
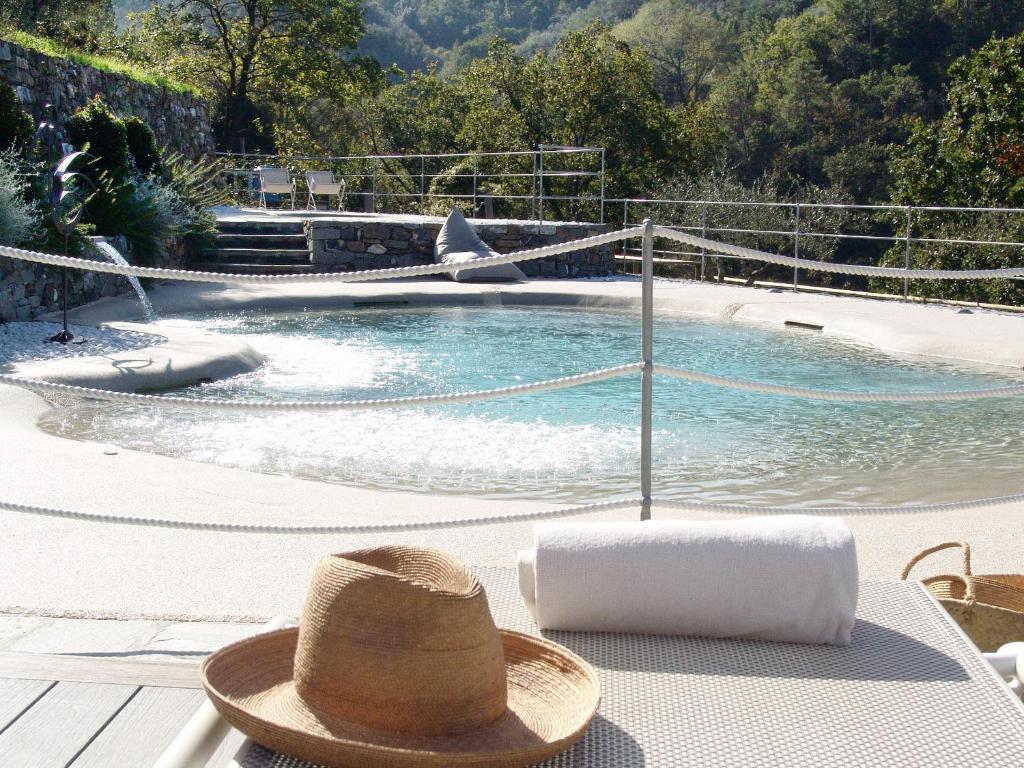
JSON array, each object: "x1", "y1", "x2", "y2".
[{"x1": 0, "y1": 277, "x2": 1022, "y2": 639}]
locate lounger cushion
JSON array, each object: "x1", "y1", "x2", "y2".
[{"x1": 434, "y1": 209, "x2": 525, "y2": 282}]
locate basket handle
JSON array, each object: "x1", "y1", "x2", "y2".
[
  {"x1": 901, "y1": 542, "x2": 977, "y2": 607},
  {"x1": 901, "y1": 541, "x2": 973, "y2": 580}
]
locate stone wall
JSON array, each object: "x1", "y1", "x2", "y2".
[
  {"x1": 0, "y1": 40, "x2": 213, "y2": 160},
  {"x1": 0, "y1": 237, "x2": 184, "y2": 322},
  {"x1": 307, "y1": 219, "x2": 614, "y2": 278}
]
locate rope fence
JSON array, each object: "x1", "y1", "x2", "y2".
[
  {"x1": 3, "y1": 491, "x2": 1024, "y2": 533},
  {"x1": 1, "y1": 218, "x2": 1023, "y2": 532}
]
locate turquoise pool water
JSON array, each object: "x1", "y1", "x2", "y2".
[{"x1": 39, "y1": 306, "x2": 1024, "y2": 506}]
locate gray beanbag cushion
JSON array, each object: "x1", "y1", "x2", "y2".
[{"x1": 434, "y1": 208, "x2": 526, "y2": 282}]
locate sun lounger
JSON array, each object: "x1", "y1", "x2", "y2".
[
  {"x1": 256, "y1": 168, "x2": 296, "y2": 209},
  {"x1": 163, "y1": 569, "x2": 1024, "y2": 767},
  {"x1": 304, "y1": 171, "x2": 345, "y2": 210}
]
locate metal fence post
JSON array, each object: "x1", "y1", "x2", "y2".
[
  {"x1": 472, "y1": 154, "x2": 478, "y2": 215},
  {"x1": 904, "y1": 206, "x2": 913, "y2": 301},
  {"x1": 793, "y1": 203, "x2": 801, "y2": 292},
  {"x1": 419, "y1": 156, "x2": 425, "y2": 215},
  {"x1": 531, "y1": 152, "x2": 538, "y2": 222},
  {"x1": 640, "y1": 218, "x2": 654, "y2": 522},
  {"x1": 599, "y1": 148, "x2": 606, "y2": 224},
  {"x1": 371, "y1": 158, "x2": 377, "y2": 214},
  {"x1": 622, "y1": 200, "x2": 629, "y2": 273},
  {"x1": 700, "y1": 203, "x2": 707, "y2": 282},
  {"x1": 538, "y1": 145, "x2": 545, "y2": 225}
]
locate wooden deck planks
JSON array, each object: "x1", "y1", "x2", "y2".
[
  {"x1": 0, "y1": 678, "x2": 55, "y2": 733},
  {"x1": 0, "y1": 680, "x2": 137, "y2": 768},
  {"x1": 0, "y1": 651, "x2": 202, "y2": 689},
  {"x1": 69, "y1": 686, "x2": 207, "y2": 768}
]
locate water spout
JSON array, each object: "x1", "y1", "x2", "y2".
[{"x1": 93, "y1": 240, "x2": 157, "y2": 322}]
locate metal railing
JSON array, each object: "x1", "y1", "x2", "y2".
[
  {"x1": 612, "y1": 198, "x2": 1024, "y2": 299},
  {"x1": 217, "y1": 146, "x2": 605, "y2": 223}
]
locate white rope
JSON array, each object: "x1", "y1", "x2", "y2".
[
  {"x1": 653, "y1": 364, "x2": 1024, "y2": 402},
  {"x1": 3, "y1": 223, "x2": 1021, "y2": 283},
  {"x1": 0, "y1": 497, "x2": 643, "y2": 533},
  {"x1": 652, "y1": 493, "x2": 1024, "y2": 517},
  {"x1": 3, "y1": 491, "x2": 1024, "y2": 533},
  {"x1": 652, "y1": 225, "x2": 1024, "y2": 280},
  {"x1": 0, "y1": 364, "x2": 642, "y2": 410},
  {"x1": 4, "y1": 362, "x2": 1020, "y2": 408},
  {"x1": 0, "y1": 227, "x2": 642, "y2": 284}
]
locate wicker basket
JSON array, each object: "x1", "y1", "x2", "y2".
[{"x1": 901, "y1": 541, "x2": 1024, "y2": 652}]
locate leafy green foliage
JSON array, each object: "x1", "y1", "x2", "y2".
[
  {"x1": 0, "y1": 0, "x2": 114, "y2": 52},
  {"x1": 0, "y1": 24, "x2": 196, "y2": 92},
  {"x1": 0, "y1": 149, "x2": 39, "y2": 246},
  {"x1": 124, "y1": 114, "x2": 161, "y2": 175},
  {"x1": 0, "y1": 81, "x2": 33, "y2": 155},
  {"x1": 122, "y1": 0, "x2": 368, "y2": 150},
  {"x1": 878, "y1": 33, "x2": 1024, "y2": 305},
  {"x1": 66, "y1": 98, "x2": 131, "y2": 179}
]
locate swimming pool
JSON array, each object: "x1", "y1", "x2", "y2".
[{"x1": 39, "y1": 306, "x2": 1024, "y2": 507}]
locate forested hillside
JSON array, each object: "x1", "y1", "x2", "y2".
[{"x1": 4, "y1": 1, "x2": 1024, "y2": 301}]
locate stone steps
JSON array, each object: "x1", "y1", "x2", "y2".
[
  {"x1": 215, "y1": 233, "x2": 307, "y2": 249},
  {"x1": 190, "y1": 262, "x2": 315, "y2": 275},
  {"x1": 204, "y1": 219, "x2": 313, "y2": 274},
  {"x1": 203, "y1": 248, "x2": 311, "y2": 264}
]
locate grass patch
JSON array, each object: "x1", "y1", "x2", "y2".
[{"x1": 0, "y1": 28, "x2": 201, "y2": 96}]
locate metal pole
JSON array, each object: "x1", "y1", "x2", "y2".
[
  {"x1": 531, "y1": 152, "x2": 538, "y2": 221},
  {"x1": 599, "y1": 148, "x2": 606, "y2": 224},
  {"x1": 700, "y1": 203, "x2": 707, "y2": 282},
  {"x1": 419, "y1": 156, "x2": 425, "y2": 215},
  {"x1": 640, "y1": 218, "x2": 654, "y2": 522},
  {"x1": 371, "y1": 158, "x2": 377, "y2": 214},
  {"x1": 472, "y1": 154, "x2": 478, "y2": 216},
  {"x1": 538, "y1": 145, "x2": 545, "y2": 225},
  {"x1": 904, "y1": 206, "x2": 912, "y2": 301},
  {"x1": 622, "y1": 199, "x2": 629, "y2": 273},
  {"x1": 793, "y1": 203, "x2": 801, "y2": 292}
]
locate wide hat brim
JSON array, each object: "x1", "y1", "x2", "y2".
[{"x1": 201, "y1": 627, "x2": 600, "y2": 768}]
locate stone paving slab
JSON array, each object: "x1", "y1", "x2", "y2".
[{"x1": 0, "y1": 616, "x2": 256, "y2": 659}]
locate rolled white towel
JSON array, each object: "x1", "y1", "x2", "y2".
[{"x1": 517, "y1": 516, "x2": 858, "y2": 646}]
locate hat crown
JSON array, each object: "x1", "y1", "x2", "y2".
[{"x1": 293, "y1": 547, "x2": 508, "y2": 736}]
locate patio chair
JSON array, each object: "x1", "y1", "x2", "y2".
[
  {"x1": 305, "y1": 171, "x2": 346, "y2": 211},
  {"x1": 257, "y1": 167, "x2": 296, "y2": 209}
]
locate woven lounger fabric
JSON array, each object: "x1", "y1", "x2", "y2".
[
  {"x1": 518, "y1": 517, "x2": 858, "y2": 645},
  {"x1": 237, "y1": 570, "x2": 1024, "y2": 768},
  {"x1": 434, "y1": 208, "x2": 526, "y2": 282}
]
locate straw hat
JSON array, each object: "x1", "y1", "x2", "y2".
[{"x1": 201, "y1": 546, "x2": 600, "y2": 768}]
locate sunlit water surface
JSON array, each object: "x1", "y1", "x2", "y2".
[{"x1": 39, "y1": 306, "x2": 1024, "y2": 506}]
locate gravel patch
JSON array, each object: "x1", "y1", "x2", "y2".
[{"x1": 0, "y1": 322, "x2": 165, "y2": 364}]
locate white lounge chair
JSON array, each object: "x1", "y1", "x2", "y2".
[
  {"x1": 257, "y1": 167, "x2": 296, "y2": 209},
  {"x1": 156, "y1": 570, "x2": 1024, "y2": 768},
  {"x1": 305, "y1": 171, "x2": 345, "y2": 211}
]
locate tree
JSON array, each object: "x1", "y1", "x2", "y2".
[
  {"x1": 882, "y1": 33, "x2": 1024, "y2": 304},
  {"x1": 614, "y1": 1, "x2": 737, "y2": 105},
  {"x1": 0, "y1": 0, "x2": 114, "y2": 51},
  {"x1": 126, "y1": 0, "x2": 365, "y2": 150}
]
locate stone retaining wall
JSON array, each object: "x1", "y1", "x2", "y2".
[
  {"x1": 0, "y1": 237, "x2": 184, "y2": 322},
  {"x1": 0, "y1": 40, "x2": 213, "y2": 160},
  {"x1": 307, "y1": 219, "x2": 614, "y2": 277}
]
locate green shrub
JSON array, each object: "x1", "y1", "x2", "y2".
[
  {"x1": 0, "y1": 82, "x2": 33, "y2": 155},
  {"x1": 124, "y1": 115, "x2": 161, "y2": 176},
  {"x1": 0, "y1": 150, "x2": 40, "y2": 246},
  {"x1": 66, "y1": 98, "x2": 130, "y2": 179}
]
